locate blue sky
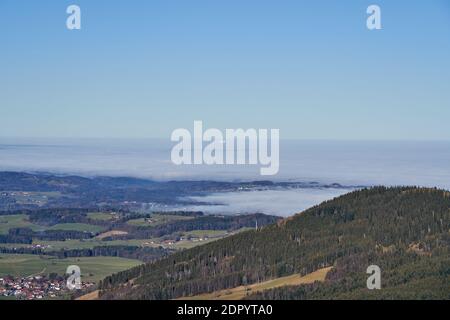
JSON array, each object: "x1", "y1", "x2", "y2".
[{"x1": 1, "y1": 0, "x2": 449, "y2": 140}]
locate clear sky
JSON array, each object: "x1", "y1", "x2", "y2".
[{"x1": 1, "y1": 0, "x2": 449, "y2": 140}]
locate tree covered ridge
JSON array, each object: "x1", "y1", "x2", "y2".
[{"x1": 99, "y1": 187, "x2": 450, "y2": 300}]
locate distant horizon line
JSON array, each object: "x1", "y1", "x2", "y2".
[
  {"x1": 2, "y1": 170, "x2": 450, "y2": 194},
  {"x1": 1, "y1": 136, "x2": 450, "y2": 143}
]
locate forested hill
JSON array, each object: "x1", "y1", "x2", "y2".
[{"x1": 99, "y1": 187, "x2": 450, "y2": 300}]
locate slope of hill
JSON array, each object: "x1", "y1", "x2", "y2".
[
  {"x1": 99, "y1": 187, "x2": 450, "y2": 300},
  {"x1": 179, "y1": 267, "x2": 332, "y2": 300}
]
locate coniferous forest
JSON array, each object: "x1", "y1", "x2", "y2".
[{"x1": 99, "y1": 187, "x2": 450, "y2": 300}]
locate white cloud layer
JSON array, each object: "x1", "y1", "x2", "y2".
[
  {"x1": 180, "y1": 188, "x2": 352, "y2": 217},
  {"x1": 1, "y1": 138, "x2": 450, "y2": 189}
]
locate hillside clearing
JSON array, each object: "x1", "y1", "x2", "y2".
[
  {"x1": 95, "y1": 230, "x2": 128, "y2": 240},
  {"x1": 76, "y1": 290, "x2": 100, "y2": 300},
  {"x1": 179, "y1": 267, "x2": 332, "y2": 300}
]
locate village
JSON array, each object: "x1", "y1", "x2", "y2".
[{"x1": 0, "y1": 275, "x2": 95, "y2": 300}]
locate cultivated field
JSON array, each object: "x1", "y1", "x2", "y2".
[
  {"x1": 47, "y1": 223, "x2": 105, "y2": 233},
  {"x1": 0, "y1": 254, "x2": 142, "y2": 282},
  {"x1": 0, "y1": 215, "x2": 105, "y2": 235},
  {"x1": 0, "y1": 214, "x2": 43, "y2": 234},
  {"x1": 87, "y1": 212, "x2": 118, "y2": 221}
]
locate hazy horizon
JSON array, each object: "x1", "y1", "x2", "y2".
[{"x1": 1, "y1": 137, "x2": 450, "y2": 189}]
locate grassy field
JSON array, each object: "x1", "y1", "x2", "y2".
[
  {"x1": 0, "y1": 225, "x2": 250, "y2": 252},
  {"x1": 126, "y1": 214, "x2": 194, "y2": 227},
  {"x1": 0, "y1": 238, "x2": 158, "y2": 251},
  {"x1": 166, "y1": 229, "x2": 251, "y2": 250},
  {"x1": 0, "y1": 235, "x2": 219, "y2": 251},
  {"x1": 37, "y1": 239, "x2": 156, "y2": 251},
  {"x1": 87, "y1": 212, "x2": 118, "y2": 221},
  {"x1": 0, "y1": 214, "x2": 45, "y2": 234},
  {"x1": 169, "y1": 238, "x2": 221, "y2": 250},
  {"x1": 181, "y1": 230, "x2": 229, "y2": 238},
  {"x1": 95, "y1": 230, "x2": 128, "y2": 240},
  {"x1": 0, "y1": 216, "x2": 105, "y2": 235},
  {"x1": 179, "y1": 267, "x2": 333, "y2": 300},
  {"x1": 46, "y1": 223, "x2": 106, "y2": 233},
  {"x1": 0, "y1": 254, "x2": 142, "y2": 282},
  {"x1": 76, "y1": 290, "x2": 100, "y2": 300}
]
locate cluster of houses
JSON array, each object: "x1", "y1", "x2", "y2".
[
  {"x1": 0, "y1": 275, "x2": 95, "y2": 300},
  {"x1": 29, "y1": 244, "x2": 51, "y2": 250},
  {"x1": 1, "y1": 191, "x2": 48, "y2": 206}
]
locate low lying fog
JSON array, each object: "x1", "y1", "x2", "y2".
[
  {"x1": 1, "y1": 138, "x2": 450, "y2": 216},
  {"x1": 180, "y1": 188, "x2": 353, "y2": 217}
]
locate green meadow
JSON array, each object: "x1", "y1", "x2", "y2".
[
  {"x1": 0, "y1": 254, "x2": 142, "y2": 282},
  {"x1": 46, "y1": 223, "x2": 105, "y2": 233},
  {"x1": 87, "y1": 212, "x2": 118, "y2": 221},
  {"x1": 0, "y1": 214, "x2": 45, "y2": 234},
  {"x1": 126, "y1": 214, "x2": 194, "y2": 227},
  {"x1": 0, "y1": 215, "x2": 105, "y2": 235}
]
